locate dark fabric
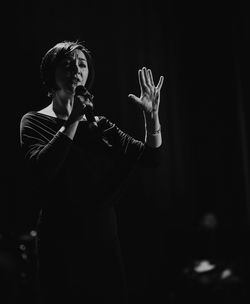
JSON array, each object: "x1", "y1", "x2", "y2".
[
  {"x1": 19, "y1": 111, "x2": 161, "y2": 303},
  {"x1": 37, "y1": 208, "x2": 128, "y2": 304}
]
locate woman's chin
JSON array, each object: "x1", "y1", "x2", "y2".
[{"x1": 64, "y1": 82, "x2": 85, "y2": 95}]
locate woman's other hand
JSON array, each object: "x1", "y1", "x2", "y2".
[{"x1": 128, "y1": 67, "x2": 164, "y2": 118}]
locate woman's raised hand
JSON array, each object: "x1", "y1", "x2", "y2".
[{"x1": 128, "y1": 67, "x2": 164, "y2": 117}]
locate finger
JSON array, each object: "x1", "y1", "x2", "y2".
[
  {"x1": 85, "y1": 100, "x2": 94, "y2": 108},
  {"x1": 138, "y1": 69, "x2": 143, "y2": 92},
  {"x1": 139, "y1": 69, "x2": 147, "y2": 91},
  {"x1": 148, "y1": 69, "x2": 155, "y2": 87},
  {"x1": 77, "y1": 95, "x2": 90, "y2": 106},
  {"x1": 128, "y1": 94, "x2": 142, "y2": 106},
  {"x1": 142, "y1": 67, "x2": 151, "y2": 89},
  {"x1": 155, "y1": 91, "x2": 160, "y2": 105},
  {"x1": 156, "y1": 76, "x2": 164, "y2": 91}
]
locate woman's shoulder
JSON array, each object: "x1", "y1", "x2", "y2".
[
  {"x1": 20, "y1": 111, "x2": 39, "y2": 125},
  {"x1": 21, "y1": 110, "x2": 58, "y2": 121},
  {"x1": 20, "y1": 110, "x2": 60, "y2": 133}
]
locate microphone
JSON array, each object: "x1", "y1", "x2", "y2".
[{"x1": 75, "y1": 85, "x2": 98, "y2": 128}]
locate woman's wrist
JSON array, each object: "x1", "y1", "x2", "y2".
[
  {"x1": 146, "y1": 129, "x2": 162, "y2": 148},
  {"x1": 147, "y1": 125, "x2": 161, "y2": 136},
  {"x1": 144, "y1": 111, "x2": 160, "y2": 134},
  {"x1": 143, "y1": 111, "x2": 162, "y2": 147}
]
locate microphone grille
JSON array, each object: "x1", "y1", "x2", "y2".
[{"x1": 75, "y1": 85, "x2": 87, "y2": 96}]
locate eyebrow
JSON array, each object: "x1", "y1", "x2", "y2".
[
  {"x1": 78, "y1": 57, "x2": 87, "y2": 61},
  {"x1": 65, "y1": 57, "x2": 87, "y2": 62}
]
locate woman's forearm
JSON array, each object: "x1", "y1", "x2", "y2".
[
  {"x1": 59, "y1": 119, "x2": 79, "y2": 140},
  {"x1": 143, "y1": 111, "x2": 162, "y2": 148}
]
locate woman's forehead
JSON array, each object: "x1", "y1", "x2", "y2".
[{"x1": 65, "y1": 49, "x2": 87, "y2": 61}]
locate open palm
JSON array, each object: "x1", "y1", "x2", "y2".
[{"x1": 129, "y1": 67, "x2": 164, "y2": 117}]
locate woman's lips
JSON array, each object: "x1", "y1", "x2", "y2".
[{"x1": 72, "y1": 77, "x2": 81, "y2": 84}]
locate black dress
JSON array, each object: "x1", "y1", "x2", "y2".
[{"x1": 19, "y1": 111, "x2": 160, "y2": 304}]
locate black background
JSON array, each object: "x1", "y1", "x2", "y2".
[{"x1": 1, "y1": 0, "x2": 250, "y2": 303}]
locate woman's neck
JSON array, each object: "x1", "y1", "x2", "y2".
[{"x1": 52, "y1": 92, "x2": 74, "y2": 119}]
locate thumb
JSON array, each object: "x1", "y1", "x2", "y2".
[{"x1": 128, "y1": 94, "x2": 141, "y2": 106}]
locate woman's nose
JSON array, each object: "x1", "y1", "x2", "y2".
[
  {"x1": 70, "y1": 62, "x2": 80, "y2": 74},
  {"x1": 71, "y1": 65, "x2": 77, "y2": 74}
]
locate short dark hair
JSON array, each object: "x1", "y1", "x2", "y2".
[{"x1": 40, "y1": 40, "x2": 95, "y2": 96}]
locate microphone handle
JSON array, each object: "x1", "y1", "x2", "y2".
[
  {"x1": 75, "y1": 85, "x2": 98, "y2": 129},
  {"x1": 84, "y1": 105, "x2": 98, "y2": 129},
  {"x1": 84, "y1": 105, "x2": 95, "y2": 123}
]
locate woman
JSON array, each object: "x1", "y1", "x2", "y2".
[{"x1": 20, "y1": 40, "x2": 164, "y2": 304}]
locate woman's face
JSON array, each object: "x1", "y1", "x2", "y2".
[{"x1": 55, "y1": 49, "x2": 89, "y2": 94}]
